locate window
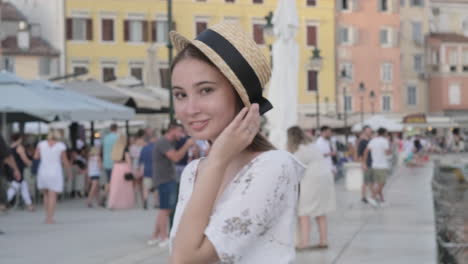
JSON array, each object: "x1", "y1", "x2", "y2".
[
  {"x1": 1, "y1": 56, "x2": 15, "y2": 73},
  {"x1": 340, "y1": 27, "x2": 349, "y2": 44},
  {"x1": 341, "y1": 0, "x2": 350, "y2": 11},
  {"x1": 382, "y1": 95, "x2": 391, "y2": 111},
  {"x1": 66, "y1": 18, "x2": 92, "y2": 41},
  {"x1": 307, "y1": 0, "x2": 317, "y2": 6},
  {"x1": 449, "y1": 50, "x2": 458, "y2": 72},
  {"x1": 341, "y1": 62, "x2": 353, "y2": 80},
  {"x1": 307, "y1": 70, "x2": 318, "y2": 92},
  {"x1": 196, "y1": 21, "x2": 207, "y2": 36},
  {"x1": 380, "y1": 28, "x2": 390, "y2": 45},
  {"x1": 225, "y1": 0, "x2": 235, "y2": 2},
  {"x1": 39, "y1": 57, "x2": 51, "y2": 76},
  {"x1": 253, "y1": 0, "x2": 263, "y2": 3},
  {"x1": 407, "y1": 86, "x2": 417, "y2": 105},
  {"x1": 449, "y1": 83, "x2": 461, "y2": 105},
  {"x1": 73, "y1": 66, "x2": 87, "y2": 75},
  {"x1": 410, "y1": 0, "x2": 424, "y2": 6},
  {"x1": 345, "y1": 95, "x2": 353, "y2": 112},
  {"x1": 463, "y1": 18, "x2": 468, "y2": 37},
  {"x1": 411, "y1": 21, "x2": 423, "y2": 44},
  {"x1": 124, "y1": 20, "x2": 148, "y2": 42},
  {"x1": 463, "y1": 50, "x2": 468, "y2": 72},
  {"x1": 152, "y1": 20, "x2": 168, "y2": 43},
  {"x1": 439, "y1": 14, "x2": 449, "y2": 32},
  {"x1": 378, "y1": 0, "x2": 389, "y2": 12},
  {"x1": 306, "y1": 25, "x2": 317, "y2": 46},
  {"x1": 253, "y1": 23, "x2": 265, "y2": 45},
  {"x1": 102, "y1": 67, "x2": 116, "y2": 82},
  {"x1": 130, "y1": 67, "x2": 143, "y2": 81},
  {"x1": 101, "y1": 19, "x2": 114, "y2": 42},
  {"x1": 381, "y1": 63, "x2": 393, "y2": 82},
  {"x1": 413, "y1": 54, "x2": 423, "y2": 72}
]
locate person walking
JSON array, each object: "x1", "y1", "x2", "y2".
[
  {"x1": 364, "y1": 128, "x2": 392, "y2": 206},
  {"x1": 168, "y1": 22, "x2": 305, "y2": 263},
  {"x1": 86, "y1": 146, "x2": 102, "y2": 208},
  {"x1": 34, "y1": 130, "x2": 72, "y2": 224},
  {"x1": 101, "y1": 124, "x2": 119, "y2": 206},
  {"x1": 287, "y1": 126, "x2": 336, "y2": 250},
  {"x1": 6, "y1": 133, "x2": 34, "y2": 211},
  {"x1": 316, "y1": 126, "x2": 337, "y2": 175},
  {"x1": 0, "y1": 134, "x2": 21, "y2": 234},
  {"x1": 138, "y1": 133, "x2": 157, "y2": 210},
  {"x1": 147, "y1": 123, "x2": 194, "y2": 247},
  {"x1": 129, "y1": 129, "x2": 146, "y2": 207},
  {"x1": 357, "y1": 126, "x2": 379, "y2": 207}
]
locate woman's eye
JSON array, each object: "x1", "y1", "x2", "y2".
[
  {"x1": 174, "y1": 92, "x2": 186, "y2": 100},
  {"x1": 200, "y1": 87, "x2": 213, "y2": 94}
]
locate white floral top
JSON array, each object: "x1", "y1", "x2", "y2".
[{"x1": 170, "y1": 150, "x2": 305, "y2": 264}]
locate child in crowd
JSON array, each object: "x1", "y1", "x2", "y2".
[{"x1": 86, "y1": 147, "x2": 102, "y2": 208}]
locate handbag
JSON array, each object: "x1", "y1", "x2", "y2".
[{"x1": 124, "y1": 172, "x2": 134, "y2": 181}]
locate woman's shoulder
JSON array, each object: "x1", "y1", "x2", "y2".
[{"x1": 252, "y1": 150, "x2": 305, "y2": 174}]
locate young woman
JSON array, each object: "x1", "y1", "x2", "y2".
[
  {"x1": 6, "y1": 133, "x2": 34, "y2": 211},
  {"x1": 129, "y1": 129, "x2": 146, "y2": 207},
  {"x1": 169, "y1": 22, "x2": 305, "y2": 263},
  {"x1": 86, "y1": 146, "x2": 102, "y2": 208},
  {"x1": 34, "y1": 130, "x2": 72, "y2": 224},
  {"x1": 287, "y1": 126, "x2": 336, "y2": 250}
]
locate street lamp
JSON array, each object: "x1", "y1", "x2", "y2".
[
  {"x1": 264, "y1": 11, "x2": 274, "y2": 68},
  {"x1": 341, "y1": 69, "x2": 349, "y2": 144},
  {"x1": 310, "y1": 47, "x2": 323, "y2": 130},
  {"x1": 369, "y1": 90, "x2": 376, "y2": 115},
  {"x1": 167, "y1": 0, "x2": 175, "y2": 122},
  {"x1": 359, "y1": 82, "x2": 366, "y2": 125}
]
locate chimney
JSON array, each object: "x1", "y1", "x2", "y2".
[{"x1": 17, "y1": 21, "x2": 30, "y2": 50}]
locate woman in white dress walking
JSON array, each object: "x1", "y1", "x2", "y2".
[
  {"x1": 287, "y1": 126, "x2": 336, "y2": 250},
  {"x1": 34, "y1": 130, "x2": 72, "y2": 224}
]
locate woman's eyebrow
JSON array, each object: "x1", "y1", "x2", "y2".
[{"x1": 194, "y1": 81, "x2": 216, "y2": 87}]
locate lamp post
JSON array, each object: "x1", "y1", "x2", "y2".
[
  {"x1": 359, "y1": 82, "x2": 366, "y2": 125},
  {"x1": 310, "y1": 47, "x2": 323, "y2": 131},
  {"x1": 167, "y1": 0, "x2": 175, "y2": 122},
  {"x1": 264, "y1": 11, "x2": 274, "y2": 68},
  {"x1": 369, "y1": 90, "x2": 376, "y2": 115},
  {"x1": 341, "y1": 69, "x2": 349, "y2": 144}
]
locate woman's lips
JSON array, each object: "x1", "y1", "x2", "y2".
[{"x1": 190, "y1": 120, "x2": 209, "y2": 132}]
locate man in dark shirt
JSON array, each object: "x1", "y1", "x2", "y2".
[
  {"x1": 0, "y1": 134, "x2": 21, "y2": 234},
  {"x1": 357, "y1": 126, "x2": 377, "y2": 206},
  {"x1": 148, "y1": 123, "x2": 194, "y2": 247}
]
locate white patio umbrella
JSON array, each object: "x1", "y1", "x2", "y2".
[{"x1": 266, "y1": 0, "x2": 300, "y2": 149}]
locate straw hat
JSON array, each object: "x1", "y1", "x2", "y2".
[{"x1": 170, "y1": 22, "x2": 273, "y2": 115}]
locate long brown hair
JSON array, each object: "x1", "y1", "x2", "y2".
[
  {"x1": 287, "y1": 126, "x2": 311, "y2": 153},
  {"x1": 172, "y1": 45, "x2": 275, "y2": 152}
]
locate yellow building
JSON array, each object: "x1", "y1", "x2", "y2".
[{"x1": 65, "y1": 0, "x2": 335, "y2": 120}]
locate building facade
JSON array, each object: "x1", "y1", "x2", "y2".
[
  {"x1": 399, "y1": 0, "x2": 430, "y2": 114},
  {"x1": 427, "y1": 0, "x2": 468, "y2": 121},
  {"x1": 0, "y1": 1, "x2": 60, "y2": 79},
  {"x1": 336, "y1": 0, "x2": 402, "y2": 117}
]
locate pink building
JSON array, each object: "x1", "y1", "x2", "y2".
[
  {"x1": 337, "y1": 0, "x2": 401, "y2": 116},
  {"x1": 427, "y1": 33, "x2": 468, "y2": 114}
]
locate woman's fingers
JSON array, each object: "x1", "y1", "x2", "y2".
[{"x1": 238, "y1": 104, "x2": 260, "y2": 136}]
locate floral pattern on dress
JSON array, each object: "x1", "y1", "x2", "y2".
[{"x1": 222, "y1": 209, "x2": 252, "y2": 236}]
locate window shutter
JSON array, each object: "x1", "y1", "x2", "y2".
[
  {"x1": 102, "y1": 19, "x2": 113, "y2": 41},
  {"x1": 151, "y1": 21, "x2": 156, "y2": 42},
  {"x1": 196, "y1": 22, "x2": 207, "y2": 35},
  {"x1": 308, "y1": 70, "x2": 318, "y2": 91},
  {"x1": 86, "y1": 19, "x2": 93, "y2": 41},
  {"x1": 124, "y1": 20, "x2": 129, "y2": 41},
  {"x1": 253, "y1": 24, "x2": 264, "y2": 44},
  {"x1": 142, "y1": 21, "x2": 149, "y2": 42},
  {"x1": 66, "y1": 18, "x2": 73, "y2": 40},
  {"x1": 307, "y1": 25, "x2": 317, "y2": 46}
]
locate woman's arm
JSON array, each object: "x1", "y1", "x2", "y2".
[
  {"x1": 33, "y1": 146, "x2": 40, "y2": 160},
  {"x1": 171, "y1": 105, "x2": 260, "y2": 264}
]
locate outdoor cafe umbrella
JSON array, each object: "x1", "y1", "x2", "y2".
[{"x1": 266, "y1": 0, "x2": 300, "y2": 149}]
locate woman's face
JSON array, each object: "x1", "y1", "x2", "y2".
[{"x1": 172, "y1": 57, "x2": 238, "y2": 141}]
